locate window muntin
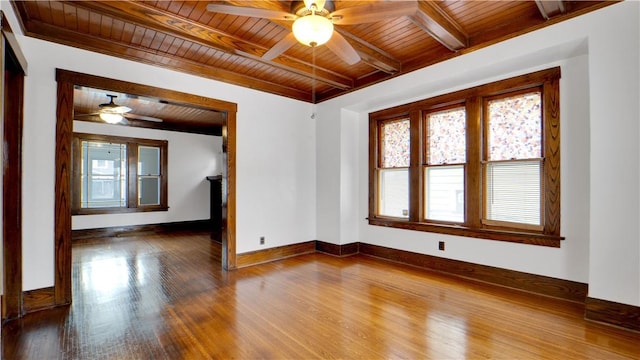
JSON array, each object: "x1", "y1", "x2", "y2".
[
  {"x1": 73, "y1": 133, "x2": 168, "y2": 215},
  {"x1": 424, "y1": 106, "x2": 466, "y2": 223},
  {"x1": 378, "y1": 118, "x2": 410, "y2": 218},
  {"x1": 368, "y1": 68, "x2": 562, "y2": 247}
]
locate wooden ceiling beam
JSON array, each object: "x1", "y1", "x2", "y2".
[
  {"x1": 335, "y1": 28, "x2": 401, "y2": 75},
  {"x1": 411, "y1": 1, "x2": 468, "y2": 51},
  {"x1": 14, "y1": 14, "x2": 311, "y2": 101},
  {"x1": 535, "y1": 0, "x2": 566, "y2": 20},
  {"x1": 66, "y1": 1, "x2": 353, "y2": 90}
]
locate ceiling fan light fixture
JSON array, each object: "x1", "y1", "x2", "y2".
[
  {"x1": 292, "y1": 14, "x2": 333, "y2": 47},
  {"x1": 99, "y1": 112, "x2": 124, "y2": 124}
]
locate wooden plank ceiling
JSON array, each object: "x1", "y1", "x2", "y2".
[{"x1": 12, "y1": 1, "x2": 613, "y2": 103}]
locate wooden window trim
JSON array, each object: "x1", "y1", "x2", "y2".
[
  {"x1": 368, "y1": 67, "x2": 562, "y2": 247},
  {"x1": 72, "y1": 133, "x2": 168, "y2": 215}
]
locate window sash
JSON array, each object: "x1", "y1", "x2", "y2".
[
  {"x1": 378, "y1": 168, "x2": 409, "y2": 218},
  {"x1": 482, "y1": 159, "x2": 543, "y2": 230},
  {"x1": 80, "y1": 141, "x2": 127, "y2": 208},
  {"x1": 424, "y1": 164, "x2": 465, "y2": 223}
]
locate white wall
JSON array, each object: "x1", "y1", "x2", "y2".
[
  {"x1": 316, "y1": 2, "x2": 639, "y2": 307},
  {"x1": 71, "y1": 121, "x2": 222, "y2": 230},
  {"x1": 2, "y1": 2, "x2": 316, "y2": 291}
]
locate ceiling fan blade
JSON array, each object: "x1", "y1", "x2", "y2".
[
  {"x1": 206, "y1": 4, "x2": 297, "y2": 21},
  {"x1": 123, "y1": 113, "x2": 163, "y2": 123},
  {"x1": 325, "y1": 31, "x2": 360, "y2": 65},
  {"x1": 329, "y1": 1, "x2": 418, "y2": 25},
  {"x1": 263, "y1": 33, "x2": 298, "y2": 60}
]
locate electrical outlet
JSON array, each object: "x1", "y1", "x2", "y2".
[
  {"x1": 438, "y1": 241, "x2": 445, "y2": 251},
  {"x1": 260, "y1": 236, "x2": 265, "y2": 245}
]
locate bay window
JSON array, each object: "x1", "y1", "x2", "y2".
[{"x1": 369, "y1": 68, "x2": 562, "y2": 247}]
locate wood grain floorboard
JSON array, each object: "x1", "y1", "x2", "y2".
[{"x1": 3, "y1": 230, "x2": 639, "y2": 359}]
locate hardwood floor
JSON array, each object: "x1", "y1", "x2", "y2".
[{"x1": 3, "y1": 230, "x2": 639, "y2": 359}]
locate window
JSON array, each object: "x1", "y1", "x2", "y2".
[
  {"x1": 378, "y1": 118, "x2": 410, "y2": 218},
  {"x1": 369, "y1": 68, "x2": 562, "y2": 247},
  {"x1": 72, "y1": 133, "x2": 168, "y2": 214}
]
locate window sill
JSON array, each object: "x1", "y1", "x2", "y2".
[
  {"x1": 368, "y1": 217, "x2": 563, "y2": 247},
  {"x1": 72, "y1": 206, "x2": 169, "y2": 216}
]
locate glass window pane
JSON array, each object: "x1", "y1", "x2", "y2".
[
  {"x1": 485, "y1": 160, "x2": 541, "y2": 225},
  {"x1": 427, "y1": 107, "x2": 466, "y2": 165},
  {"x1": 81, "y1": 141, "x2": 127, "y2": 208},
  {"x1": 425, "y1": 165, "x2": 464, "y2": 222},
  {"x1": 379, "y1": 168, "x2": 409, "y2": 218},
  {"x1": 381, "y1": 119, "x2": 410, "y2": 168},
  {"x1": 139, "y1": 177, "x2": 160, "y2": 205},
  {"x1": 139, "y1": 146, "x2": 160, "y2": 175},
  {"x1": 488, "y1": 92, "x2": 542, "y2": 161}
]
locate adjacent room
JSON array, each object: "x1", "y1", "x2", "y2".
[{"x1": 1, "y1": 0, "x2": 639, "y2": 358}]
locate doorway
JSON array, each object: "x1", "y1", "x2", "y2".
[{"x1": 54, "y1": 69, "x2": 237, "y2": 306}]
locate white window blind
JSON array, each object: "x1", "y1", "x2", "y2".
[{"x1": 485, "y1": 160, "x2": 541, "y2": 226}]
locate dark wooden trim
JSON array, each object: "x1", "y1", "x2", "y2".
[
  {"x1": 358, "y1": 243, "x2": 587, "y2": 303},
  {"x1": 315, "y1": 241, "x2": 359, "y2": 257},
  {"x1": 2, "y1": 62, "x2": 24, "y2": 320},
  {"x1": 237, "y1": 241, "x2": 316, "y2": 268},
  {"x1": 223, "y1": 110, "x2": 236, "y2": 270},
  {"x1": 543, "y1": 76, "x2": 561, "y2": 236},
  {"x1": 1, "y1": 11, "x2": 28, "y2": 75},
  {"x1": 55, "y1": 80, "x2": 74, "y2": 307},
  {"x1": 56, "y1": 69, "x2": 238, "y2": 309},
  {"x1": 368, "y1": 218, "x2": 562, "y2": 247},
  {"x1": 585, "y1": 297, "x2": 640, "y2": 332},
  {"x1": 23, "y1": 287, "x2": 56, "y2": 314},
  {"x1": 2, "y1": 14, "x2": 27, "y2": 321},
  {"x1": 72, "y1": 220, "x2": 210, "y2": 241}
]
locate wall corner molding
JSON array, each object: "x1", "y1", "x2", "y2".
[
  {"x1": 315, "y1": 241, "x2": 359, "y2": 257},
  {"x1": 585, "y1": 297, "x2": 640, "y2": 332}
]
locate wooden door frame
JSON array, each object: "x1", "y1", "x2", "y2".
[
  {"x1": 1, "y1": 11, "x2": 27, "y2": 322},
  {"x1": 54, "y1": 69, "x2": 237, "y2": 306}
]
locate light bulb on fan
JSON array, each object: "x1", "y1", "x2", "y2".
[{"x1": 292, "y1": 13, "x2": 333, "y2": 47}]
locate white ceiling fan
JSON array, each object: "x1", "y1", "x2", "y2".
[{"x1": 206, "y1": 0, "x2": 418, "y2": 64}]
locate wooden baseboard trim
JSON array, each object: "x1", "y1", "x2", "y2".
[
  {"x1": 585, "y1": 297, "x2": 640, "y2": 332},
  {"x1": 358, "y1": 243, "x2": 588, "y2": 303},
  {"x1": 315, "y1": 241, "x2": 359, "y2": 257},
  {"x1": 23, "y1": 287, "x2": 56, "y2": 314},
  {"x1": 72, "y1": 219, "x2": 211, "y2": 240},
  {"x1": 237, "y1": 241, "x2": 316, "y2": 268}
]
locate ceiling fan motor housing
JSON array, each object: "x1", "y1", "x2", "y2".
[{"x1": 292, "y1": 0, "x2": 334, "y2": 16}]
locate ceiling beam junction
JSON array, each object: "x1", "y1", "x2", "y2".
[{"x1": 411, "y1": 1, "x2": 468, "y2": 51}]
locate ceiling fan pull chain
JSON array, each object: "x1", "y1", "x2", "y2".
[{"x1": 311, "y1": 45, "x2": 317, "y2": 119}]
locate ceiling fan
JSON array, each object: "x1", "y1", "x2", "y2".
[
  {"x1": 76, "y1": 94, "x2": 163, "y2": 124},
  {"x1": 206, "y1": 0, "x2": 419, "y2": 65}
]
